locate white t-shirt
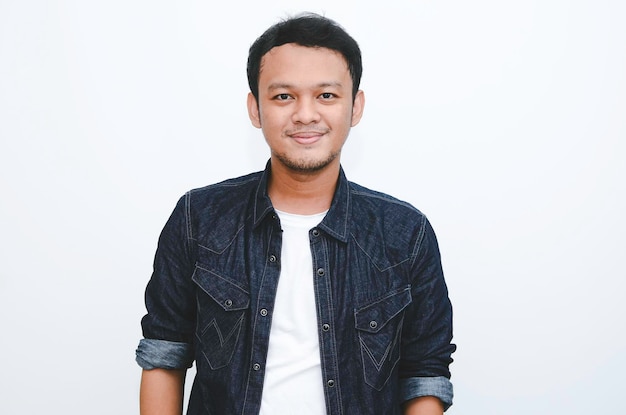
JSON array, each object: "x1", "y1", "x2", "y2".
[{"x1": 259, "y1": 209, "x2": 328, "y2": 415}]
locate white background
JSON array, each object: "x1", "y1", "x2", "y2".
[{"x1": 1, "y1": 1, "x2": 624, "y2": 414}]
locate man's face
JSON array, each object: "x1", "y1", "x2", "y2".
[{"x1": 247, "y1": 43, "x2": 364, "y2": 174}]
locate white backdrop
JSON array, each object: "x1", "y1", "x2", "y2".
[{"x1": 1, "y1": 1, "x2": 624, "y2": 414}]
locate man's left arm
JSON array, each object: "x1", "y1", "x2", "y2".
[
  {"x1": 403, "y1": 396, "x2": 444, "y2": 415},
  {"x1": 399, "y1": 216, "x2": 455, "y2": 412}
]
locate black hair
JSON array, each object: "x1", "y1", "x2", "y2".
[{"x1": 247, "y1": 13, "x2": 362, "y2": 101}]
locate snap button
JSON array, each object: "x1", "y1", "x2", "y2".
[
  {"x1": 327, "y1": 379, "x2": 335, "y2": 387},
  {"x1": 269, "y1": 255, "x2": 277, "y2": 263},
  {"x1": 312, "y1": 229, "x2": 320, "y2": 237},
  {"x1": 253, "y1": 363, "x2": 261, "y2": 371},
  {"x1": 369, "y1": 320, "x2": 378, "y2": 329},
  {"x1": 317, "y1": 268, "x2": 325, "y2": 277},
  {"x1": 224, "y1": 299, "x2": 233, "y2": 308},
  {"x1": 260, "y1": 308, "x2": 268, "y2": 316},
  {"x1": 322, "y1": 323, "x2": 330, "y2": 331}
]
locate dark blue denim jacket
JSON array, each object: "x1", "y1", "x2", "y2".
[{"x1": 136, "y1": 163, "x2": 455, "y2": 414}]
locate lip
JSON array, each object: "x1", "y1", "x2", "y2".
[{"x1": 288, "y1": 130, "x2": 327, "y2": 145}]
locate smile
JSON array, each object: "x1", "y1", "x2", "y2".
[{"x1": 288, "y1": 130, "x2": 328, "y2": 145}]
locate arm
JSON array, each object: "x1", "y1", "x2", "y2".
[
  {"x1": 137, "y1": 195, "x2": 196, "y2": 413},
  {"x1": 140, "y1": 368, "x2": 186, "y2": 415},
  {"x1": 403, "y1": 396, "x2": 444, "y2": 415},
  {"x1": 399, "y1": 217, "x2": 455, "y2": 410}
]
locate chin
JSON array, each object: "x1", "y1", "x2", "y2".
[{"x1": 276, "y1": 153, "x2": 339, "y2": 173}]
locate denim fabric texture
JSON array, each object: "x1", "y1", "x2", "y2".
[{"x1": 136, "y1": 162, "x2": 455, "y2": 414}]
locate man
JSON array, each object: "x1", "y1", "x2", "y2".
[{"x1": 136, "y1": 13, "x2": 455, "y2": 415}]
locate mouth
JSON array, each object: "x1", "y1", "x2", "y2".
[{"x1": 287, "y1": 129, "x2": 328, "y2": 145}]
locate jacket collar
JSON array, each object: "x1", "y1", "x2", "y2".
[{"x1": 252, "y1": 160, "x2": 350, "y2": 243}]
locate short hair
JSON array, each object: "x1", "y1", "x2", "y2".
[{"x1": 247, "y1": 13, "x2": 362, "y2": 101}]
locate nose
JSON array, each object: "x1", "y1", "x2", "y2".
[{"x1": 292, "y1": 97, "x2": 320, "y2": 124}]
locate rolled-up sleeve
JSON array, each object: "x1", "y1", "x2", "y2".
[{"x1": 136, "y1": 338, "x2": 194, "y2": 370}]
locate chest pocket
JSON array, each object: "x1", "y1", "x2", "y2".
[
  {"x1": 355, "y1": 285, "x2": 412, "y2": 390},
  {"x1": 192, "y1": 265, "x2": 249, "y2": 370}
]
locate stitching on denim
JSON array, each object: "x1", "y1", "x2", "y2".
[
  {"x1": 187, "y1": 174, "x2": 260, "y2": 192},
  {"x1": 350, "y1": 189, "x2": 417, "y2": 209},
  {"x1": 350, "y1": 233, "x2": 412, "y2": 272},
  {"x1": 326, "y1": 237, "x2": 344, "y2": 414},
  {"x1": 253, "y1": 171, "x2": 273, "y2": 227},
  {"x1": 359, "y1": 330, "x2": 393, "y2": 371},
  {"x1": 199, "y1": 314, "x2": 244, "y2": 343},
  {"x1": 241, "y1": 223, "x2": 275, "y2": 415},
  {"x1": 196, "y1": 222, "x2": 246, "y2": 255},
  {"x1": 409, "y1": 216, "x2": 427, "y2": 269},
  {"x1": 359, "y1": 317, "x2": 403, "y2": 391},
  {"x1": 350, "y1": 185, "x2": 426, "y2": 272},
  {"x1": 193, "y1": 263, "x2": 250, "y2": 294},
  {"x1": 311, "y1": 237, "x2": 329, "y2": 413},
  {"x1": 353, "y1": 285, "x2": 411, "y2": 319},
  {"x1": 341, "y1": 179, "x2": 350, "y2": 240},
  {"x1": 198, "y1": 314, "x2": 245, "y2": 371},
  {"x1": 185, "y1": 191, "x2": 193, "y2": 241}
]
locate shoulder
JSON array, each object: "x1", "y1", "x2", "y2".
[
  {"x1": 175, "y1": 171, "x2": 264, "y2": 244},
  {"x1": 348, "y1": 181, "x2": 426, "y2": 224},
  {"x1": 185, "y1": 171, "x2": 262, "y2": 211},
  {"x1": 188, "y1": 170, "x2": 262, "y2": 198},
  {"x1": 347, "y1": 181, "x2": 433, "y2": 266}
]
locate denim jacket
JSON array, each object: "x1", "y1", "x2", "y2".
[{"x1": 136, "y1": 163, "x2": 455, "y2": 414}]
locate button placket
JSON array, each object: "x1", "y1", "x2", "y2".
[{"x1": 310, "y1": 229, "x2": 341, "y2": 412}]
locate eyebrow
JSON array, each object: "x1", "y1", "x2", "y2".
[{"x1": 266, "y1": 81, "x2": 344, "y2": 91}]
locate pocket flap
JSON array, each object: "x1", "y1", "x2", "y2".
[
  {"x1": 355, "y1": 286, "x2": 412, "y2": 333},
  {"x1": 192, "y1": 265, "x2": 250, "y2": 311}
]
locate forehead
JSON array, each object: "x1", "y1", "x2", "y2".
[{"x1": 258, "y1": 44, "x2": 350, "y2": 86}]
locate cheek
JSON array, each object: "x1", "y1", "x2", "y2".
[
  {"x1": 259, "y1": 107, "x2": 285, "y2": 125},
  {"x1": 335, "y1": 107, "x2": 355, "y2": 129},
  {"x1": 261, "y1": 116, "x2": 280, "y2": 131},
  {"x1": 259, "y1": 112, "x2": 285, "y2": 138}
]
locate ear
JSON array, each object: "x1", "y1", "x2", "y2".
[
  {"x1": 247, "y1": 93, "x2": 262, "y2": 129},
  {"x1": 350, "y1": 90, "x2": 365, "y2": 127}
]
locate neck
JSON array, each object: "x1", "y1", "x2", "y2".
[{"x1": 268, "y1": 159, "x2": 339, "y2": 215}]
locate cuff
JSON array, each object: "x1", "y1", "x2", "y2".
[
  {"x1": 399, "y1": 376, "x2": 454, "y2": 411},
  {"x1": 135, "y1": 338, "x2": 194, "y2": 370}
]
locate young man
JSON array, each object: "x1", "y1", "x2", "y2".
[{"x1": 136, "y1": 13, "x2": 455, "y2": 415}]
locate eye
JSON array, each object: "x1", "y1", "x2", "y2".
[
  {"x1": 274, "y1": 93, "x2": 291, "y2": 101},
  {"x1": 319, "y1": 92, "x2": 335, "y2": 99}
]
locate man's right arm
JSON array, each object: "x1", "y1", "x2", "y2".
[
  {"x1": 137, "y1": 195, "x2": 196, "y2": 413},
  {"x1": 140, "y1": 368, "x2": 186, "y2": 415}
]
